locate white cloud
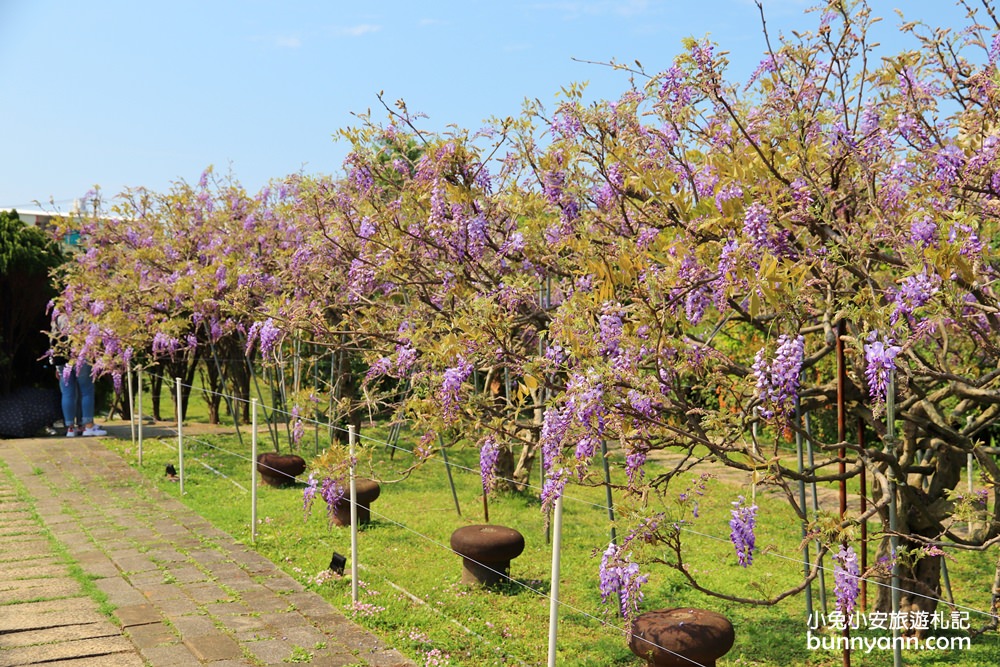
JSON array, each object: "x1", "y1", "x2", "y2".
[
  {"x1": 337, "y1": 24, "x2": 382, "y2": 37},
  {"x1": 274, "y1": 35, "x2": 302, "y2": 48}
]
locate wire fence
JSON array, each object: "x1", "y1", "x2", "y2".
[{"x1": 128, "y1": 370, "x2": 999, "y2": 666}]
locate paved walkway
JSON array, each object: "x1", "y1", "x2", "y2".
[{"x1": 0, "y1": 429, "x2": 414, "y2": 667}]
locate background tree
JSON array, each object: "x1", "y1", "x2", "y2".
[{"x1": 0, "y1": 209, "x2": 64, "y2": 394}]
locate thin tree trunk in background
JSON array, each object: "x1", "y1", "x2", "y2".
[
  {"x1": 150, "y1": 369, "x2": 163, "y2": 421},
  {"x1": 975, "y1": 552, "x2": 1000, "y2": 635}
]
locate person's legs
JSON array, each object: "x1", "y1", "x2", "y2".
[
  {"x1": 77, "y1": 362, "x2": 95, "y2": 425},
  {"x1": 58, "y1": 366, "x2": 79, "y2": 436},
  {"x1": 77, "y1": 363, "x2": 107, "y2": 436}
]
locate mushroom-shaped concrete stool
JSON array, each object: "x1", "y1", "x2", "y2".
[
  {"x1": 332, "y1": 478, "x2": 381, "y2": 526},
  {"x1": 449, "y1": 524, "x2": 525, "y2": 587},
  {"x1": 256, "y1": 453, "x2": 306, "y2": 487},
  {"x1": 629, "y1": 608, "x2": 735, "y2": 667}
]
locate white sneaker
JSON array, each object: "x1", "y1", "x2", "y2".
[
  {"x1": 82, "y1": 426, "x2": 107, "y2": 437},
  {"x1": 66, "y1": 429, "x2": 78, "y2": 438}
]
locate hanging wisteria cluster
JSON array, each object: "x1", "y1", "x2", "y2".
[
  {"x1": 729, "y1": 497, "x2": 758, "y2": 568},
  {"x1": 833, "y1": 544, "x2": 861, "y2": 616},
  {"x1": 751, "y1": 334, "x2": 805, "y2": 420},
  {"x1": 599, "y1": 542, "x2": 649, "y2": 621}
]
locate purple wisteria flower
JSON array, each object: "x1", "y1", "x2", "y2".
[
  {"x1": 729, "y1": 496, "x2": 758, "y2": 567},
  {"x1": 464, "y1": 215, "x2": 488, "y2": 260},
  {"x1": 742, "y1": 202, "x2": 770, "y2": 247},
  {"x1": 678, "y1": 472, "x2": 711, "y2": 516},
  {"x1": 540, "y1": 406, "x2": 570, "y2": 473},
  {"x1": 751, "y1": 334, "x2": 805, "y2": 419},
  {"x1": 303, "y1": 473, "x2": 319, "y2": 521},
  {"x1": 551, "y1": 110, "x2": 583, "y2": 139},
  {"x1": 480, "y1": 437, "x2": 500, "y2": 494},
  {"x1": 439, "y1": 356, "x2": 473, "y2": 422},
  {"x1": 321, "y1": 477, "x2": 346, "y2": 526},
  {"x1": 598, "y1": 542, "x2": 649, "y2": 620},
  {"x1": 627, "y1": 389, "x2": 656, "y2": 420},
  {"x1": 624, "y1": 442, "x2": 648, "y2": 487},
  {"x1": 891, "y1": 270, "x2": 940, "y2": 324},
  {"x1": 714, "y1": 181, "x2": 743, "y2": 212},
  {"x1": 395, "y1": 343, "x2": 417, "y2": 375},
  {"x1": 358, "y1": 217, "x2": 377, "y2": 239},
  {"x1": 498, "y1": 231, "x2": 525, "y2": 257},
  {"x1": 543, "y1": 169, "x2": 566, "y2": 205},
  {"x1": 152, "y1": 332, "x2": 180, "y2": 358},
  {"x1": 258, "y1": 318, "x2": 282, "y2": 356},
  {"x1": 244, "y1": 318, "x2": 279, "y2": 357},
  {"x1": 566, "y1": 372, "x2": 605, "y2": 433},
  {"x1": 302, "y1": 472, "x2": 347, "y2": 525},
  {"x1": 349, "y1": 164, "x2": 375, "y2": 194},
  {"x1": 833, "y1": 544, "x2": 860, "y2": 615},
  {"x1": 544, "y1": 343, "x2": 568, "y2": 365},
  {"x1": 934, "y1": 144, "x2": 965, "y2": 186},
  {"x1": 597, "y1": 303, "x2": 624, "y2": 357},
  {"x1": 909, "y1": 217, "x2": 937, "y2": 248},
  {"x1": 366, "y1": 357, "x2": 393, "y2": 380},
  {"x1": 658, "y1": 64, "x2": 692, "y2": 109},
  {"x1": 864, "y1": 332, "x2": 901, "y2": 408},
  {"x1": 948, "y1": 223, "x2": 983, "y2": 257},
  {"x1": 290, "y1": 405, "x2": 305, "y2": 446},
  {"x1": 347, "y1": 258, "x2": 376, "y2": 300},
  {"x1": 789, "y1": 177, "x2": 813, "y2": 210},
  {"x1": 693, "y1": 165, "x2": 718, "y2": 199},
  {"x1": 574, "y1": 435, "x2": 600, "y2": 468},
  {"x1": 208, "y1": 318, "x2": 224, "y2": 341},
  {"x1": 541, "y1": 467, "x2": 568, "y2": 515},
  {"x1": 636, "y1": 226, "x2": 659, "y2": 249},
  {"x1": 685, "y1": 287, "x2": 711, "y2": 325},
  {"x1": 574, "y1": 274, "x2": 594, "y2": 293}
]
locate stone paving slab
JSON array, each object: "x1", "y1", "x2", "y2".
[
  {"x1": 0, "y1": 621, "x2": 121, "y2": 648},
  {"x1": 0, "y1": 579, "x2": 85, "y2": 604},
  {"x1": 183, "y1": 632, "x2": 243, "y2": 662},
  {"x1": 0, "y1": 636, "x2": 138, "y2": 666},
  {"x1": 29, "y1": 657, "x2": 146, "y2": 667},
  {"x1": 0, "y1": 609, "x2": 109, "y2": 633},
  {"x1": 124, "y1": 621, "x2": 178, "y2": 649},
  {"x1": 113, "y1": 602, "x2": 162, "y2": 628},
  {"x1": 1, "y1": 596, "x2": 101, "y2": 616},
  {"x1": 0, "y1": 430, "x2": 415, "y2": 667},
  {"x1": 0, "y1": 563, "x2": 69, "y2": 580}
]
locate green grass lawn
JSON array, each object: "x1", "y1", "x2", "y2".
[{"x1": 103, "y1": 421, "x2": 1000, "y2": 666}]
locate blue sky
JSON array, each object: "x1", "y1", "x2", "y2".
[{"x1": 0, "y1": 0, "x2": 974, "y2": 211}]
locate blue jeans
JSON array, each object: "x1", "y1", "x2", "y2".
[{"x1": 58, "y1": 363, "x2": 95, "y2": 427}]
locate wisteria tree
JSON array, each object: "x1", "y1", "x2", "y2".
[
  {"x1": 315, "y1": 106, "x2": 565, "y2": 484},
  {"x1": 49, "y1": 171, "x2": 295, "y2": 423},
  {"x1": 53, "y1": 0, "x2": 1000, "y2": 631},
  {"x1": 508, "y1": 0, "x2": 1000, "y2": 623}
]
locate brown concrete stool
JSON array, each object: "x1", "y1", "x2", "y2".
[
  {"x1": 449, "y1": 524, "x2": 525, "y2": 586},
  {"x1": 331, "y1": 478, "x2": 381, "y2": 526},
  {"x1": 629, "y1": 608, "x2": 735, "y2": 667},
  {"x1": 256, "y1": 453, "x2": 306, "y2": 487}
]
